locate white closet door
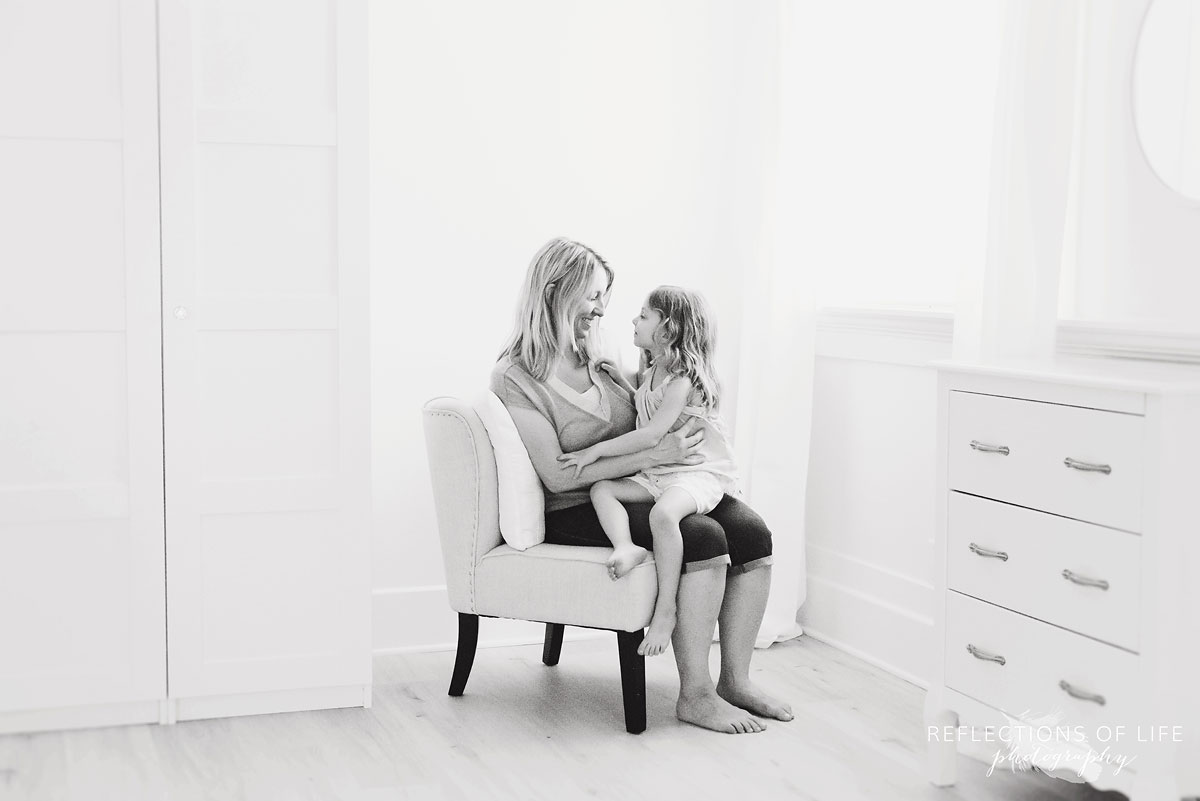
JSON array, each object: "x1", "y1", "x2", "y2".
[
  {"x1": 159, "y1": 0, "x2": 370, "y2": 705},
  {"x1": 0, "y1": 0, "x2": 165, "y2": 724}
]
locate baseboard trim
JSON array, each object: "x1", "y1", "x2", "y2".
[
  {"x1": 800, "y1": 572, "x2": 934, "y2": 687},
  {"x1": 0, "y1": 699, "x2": 160, "y2": 736},
  {"x1": 801, "y1": 625, "x2": 929, "y2": 691},
  {"x1": 806, "y1": 543, "x2": 934, "y2": 619},
  {"x1": 174, "y1": 684, "x2": 368, "y2": 722}
]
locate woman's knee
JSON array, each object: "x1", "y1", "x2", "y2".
[
  {"x1": 677, "y1": 511, "x2": 728, "y2": 563},
  {"x1": 707, "y1": 495, "x2": 773, "y2": 569}
]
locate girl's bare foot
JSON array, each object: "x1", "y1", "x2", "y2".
[
  {"x1": 716, "y1": 679, "x2": 794, "y2": 721},
  {"x1": 676, "y1": 689, "x2": 765, "y2": 734},
  {"x1": 606, "y1": 544, "x2": 650, "y2": 580},
  {"x1": 637, "y1": 610, "x2": 676, "y2": 656}
]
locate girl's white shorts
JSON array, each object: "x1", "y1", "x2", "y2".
[{"x1": 627, "y1": 470, "x2": 726, "y2": 516}]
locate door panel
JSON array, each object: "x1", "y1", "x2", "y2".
[
  {"x1": 159, "y1": 0, "x2": 369, "y2": 700},
  {"x1": 0, "y1": 0, "x2": 165, "y2": 714}
]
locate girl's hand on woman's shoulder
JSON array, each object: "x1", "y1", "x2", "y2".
[
  {"x1": 594, "y1": 358, "x2": 636, "y2": 395},
  {"x1": 650, "y1": 418, "x2": 705, "y2": 467}
]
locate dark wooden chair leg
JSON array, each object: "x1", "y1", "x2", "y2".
[
  {"x1": 448, "y1": 613, "x2": 479, "y2": 696},
  {"x1": 615, "y1": 629, "x2": 647, "y2": 734},
  {"x1": 542, "y1": 623, "x2": 565, "y2": 666}
]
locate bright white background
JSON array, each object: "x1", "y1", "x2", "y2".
[
  {"x1": 369, "y1": 0, "x2": 779, "y2": 646},
  {"x1": 368, "y1": 0, "x2": 1005, "y2": 651}
]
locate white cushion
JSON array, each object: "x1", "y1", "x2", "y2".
[{"x1": 471, "y1": 391, "x2": 545, "y2": 550}]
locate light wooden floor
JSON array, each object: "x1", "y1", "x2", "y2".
[{"x1": 0, "y1": 635, "x2": 1127, "y2": 801}]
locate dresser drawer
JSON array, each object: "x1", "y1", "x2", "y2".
[
  {"x1": 947, "y1": 492, "x2": 1141, "y2": 651},
  {"x1": 947, "y1": 392, "x2": 1144, "y2": 532},
  {"x1": 945, "y1": 592, "x2": 1139, "y2": 744}
]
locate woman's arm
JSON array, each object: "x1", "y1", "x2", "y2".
[{"x1": 507, "y1": 404, "x2": 703, "y2": 495}]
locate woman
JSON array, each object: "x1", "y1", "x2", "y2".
[{"x1": 490, "y1": 237, "x2": 793, "y2": 734}]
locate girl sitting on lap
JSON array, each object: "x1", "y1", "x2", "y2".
[{"x1": 559, "y1": 286, "x2": 739, "y2": 657}]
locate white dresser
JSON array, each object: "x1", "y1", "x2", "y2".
[{"x1": 925, "y1": 361, "x2": 1200, "y2": 801}]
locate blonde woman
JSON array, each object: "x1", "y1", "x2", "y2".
[{"x1": 491, "y1": 238, "x2": 792, "y2": 734}]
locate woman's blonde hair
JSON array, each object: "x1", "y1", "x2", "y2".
[
  {"x1": 645, "y1": 285, "x2": 721, "y2": 413},
  {"x1": 500, "y1": 237, "x2": 614, "y2": 381}
]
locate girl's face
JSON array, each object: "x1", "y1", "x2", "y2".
[
  {"x1": 631, "y1": 303, "x2": 664, "y2": 351},
  {"x1": 570, "y1": 267, "x2": 608, "y2": 342}
]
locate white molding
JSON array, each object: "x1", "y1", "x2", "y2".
[
  {"x1": 815, "y1": 307, "x2": 954, "y2": 367},
  {"x1": 174, "y1": 685, "x2": 367, "y2": 722},
  {"x1": 798, "y1": 549, "x2": 935, "y2": 687},
  {"x1": 806, "y1": 543, "x2": 935, "y2": 618},
  {"x1": 0, "y1": 700, "x2": 160, "y2": 736},
  {"x1": 1057, "y1": 319, "x2": 1200, "y2": 364},
  {"x1": 815, "y1": 307, "x2": 1200, "y2": 367},
  {"x1": 816, "y1": 306, "x2": 956, "y2": 341},
  {"x1": 800, "y1": 626, "x2": 929, "y2": 690}
]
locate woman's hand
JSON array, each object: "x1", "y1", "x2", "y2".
[
  {"x1": 650, "y1": 418, "x2": 705, "y2": 467},
  {"x1": 557, "y1": 447, "x2": 600, "y2": 479}
]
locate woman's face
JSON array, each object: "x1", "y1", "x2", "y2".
[{"x1": 570, "y1": 268, "x2": 609, "y2": 342}]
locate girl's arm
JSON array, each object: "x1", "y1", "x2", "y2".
[
  {"x1": 594, "y1": 359, "x2": 636, "y2": 396},
  {"x1": 506, "y1": 404, "x2": 702, "y2": 495},
  {"x1": 557, "y1": 380, "x2": 693, "y2": 476}
]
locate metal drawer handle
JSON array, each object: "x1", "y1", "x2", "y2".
[
  {"x1": 966, "y1": 644, "x2": 1006, "y2": 665},
  {"x1": 969, "y1": 543, "x2": 1009, "y2": 562},
  {"x1": 1063, "y1": 457, "x2": 1111, "y2": 475},
  {"x1": 970, "y1": 440, "x2": 1010, "y2": 456},
  {"x1": 1062, "y1": 569, "x2": 1109, "y2": 591},
  {"x1": 1059, "y1": 679, "x2": 1106, "y2": 706}
]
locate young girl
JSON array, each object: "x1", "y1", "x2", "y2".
[{"x1": 558, "y1": 285, "x2": 738, "y2": 657}]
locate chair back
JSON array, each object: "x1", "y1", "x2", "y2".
[{"x1": 421, "y1": 397, "x2": 504, "y2": 613}]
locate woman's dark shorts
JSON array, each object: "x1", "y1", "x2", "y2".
[{"x1": 544, "y1": 494, "x2": 773, "y2": 574}]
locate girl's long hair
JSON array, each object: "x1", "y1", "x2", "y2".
[
  {"x1": 645, "y1": 285, "x2": 721, "y2": 413},
  {"x1": 500, "y1": 237, "x2": 613, "y2": 381}
]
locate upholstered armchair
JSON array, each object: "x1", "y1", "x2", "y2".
[{"x1": 421, "y1": 396, "x2": 658, "y2": 733}]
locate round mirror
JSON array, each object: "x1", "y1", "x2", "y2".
[{"x1": 1133, "y1": 0, "x2": 1200, "y2": 200}]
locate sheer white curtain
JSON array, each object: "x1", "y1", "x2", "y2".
[
  {"x1": 955, "y1": 0, "x2": 1083, "y2": 359},
  {"x1": 733, "y1": 1, "x2": 813, "y2": 649}
]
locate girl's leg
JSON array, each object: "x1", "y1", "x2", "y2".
[
  {"x1": 589, "y1": 479, "x2": 655, "y2": 579},
  {"x1": 638, "y1": 487, "x2": 696, "y2": 657}
]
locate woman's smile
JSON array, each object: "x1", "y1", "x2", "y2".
[{"x1": 572, "y1": 268, "x2": 609, "y2": 337}]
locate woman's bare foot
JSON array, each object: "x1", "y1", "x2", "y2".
[
  {"x1": 637, "y1": 610, "x2": 676, "y2": 656},
  {"x1": 716, "y1": 679, "x2": 794, "y2": 721},
  {"x1": 676, "y1": 689, "x2": 766, "y2": 734},
  {"x1": 606, "y1": 544, "x2": 650, "y2": 580}
]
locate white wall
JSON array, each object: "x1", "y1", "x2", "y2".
[
  {"x1": 785, "y1": 0, "x2": 1003, "y2": 311},
  {"x1": 783, "y1": 0, "x2": 1002, "y2": 684},
  {"x1": 369, "y1": 0, "x2": 779, "y2": 651},
  {"x1": 800, "y1": 322, "x2": 951, "y2": 686}
]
